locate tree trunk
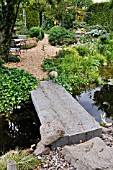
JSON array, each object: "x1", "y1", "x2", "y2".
[{"x1": 0, "y1": 1, "x2": 20, "y2": 62}]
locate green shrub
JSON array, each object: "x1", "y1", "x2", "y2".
[
  {"x1": 48, "y1": 26, "x2": 77, "y2": 46},
  {"x1": 0, "y1": 67, "x2": 38, "y2": 114},
  {"x1": 29, "y1": 27, "x2": 44, "y2": 40}
]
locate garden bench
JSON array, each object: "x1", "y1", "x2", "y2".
[{"x1": 10, "y1": 39, "x2": 21, "y2": 56}]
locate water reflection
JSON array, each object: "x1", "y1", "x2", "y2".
[
  {"x1": 75, "y1": 84, "x2": 113, "y2": 123},
  {"x1": 0, "y1": 101, "x2": 41, "y2": 154},
  {"x1": 93, "y1": 84, "x2": 113, "y2": 120}
]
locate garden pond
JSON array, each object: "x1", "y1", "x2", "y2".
[{"x1": 1, "y1": 65, "x2": 113, "y2": 154}]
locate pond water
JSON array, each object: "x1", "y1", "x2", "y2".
[
  {"x1": 75, "y1": 84, "x2": 113, "y2": 123},
  {"x1": 75, "y1": 65, "x2": 113, "y2": 123},
  {"x1": 0, "y1": 100, "x2": 41, "y2": 155}
]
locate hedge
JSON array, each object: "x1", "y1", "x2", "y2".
[{"x1": 85, "y1": 2, "x2": 112, "y2": 29}]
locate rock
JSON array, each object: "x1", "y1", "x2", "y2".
[
  {"x1": 101, "y1": 126, "x2": 112, "y2": 134},
  {"x1": 105, "y1": 122, "x2": 112, "y2": 127},
  {"x1": 49, "y1": 71, "x2": 58, "y2": 77},
  {"x1": 34, "y1": 141, "x2": 50, "y2": 155},
  {"x1": 40, "y1": 121, "x2": 65, "y2": 146},
  {"x1": 62, "y1": 137, "x2": 113, "y2": 170}
]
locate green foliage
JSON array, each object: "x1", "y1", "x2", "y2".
[
  {"x1": 0, "y1": 149, "x2": 41, "y2": 170},
  {"x1": 0, "y1": 67, "x2": 38, "y2": 114},
  {"x1": 25, "y1": 4, "x2": 40, "y2": 29},
  {"x1": 99, "y1": 35, "x2": 110, "y2": 44},
  {"x1": 42, "y1": 15, "x2": 54, "y2": 31},
  {"x1": 29, "y1": 27, "x2": 44, "y2": 40},
  {"x1": 75, "y1": 46, "x2": 89, "y2": 57},
  {"x1": 85, "y1": 2, "x2": 112, "y2": 30},
  {"x1": 97, "y1": 36, "x2": 113, "y2": 63},
  {"x1": 0, "y1": 56, "x2": 5, "y2": 66},
  {"x1": 62, "y1": 10, "x2": 76, "y2": 29},
  {"x1": 49, "y1": 26, "x2": 77, "y2": 46},
  {"x1": 8, "y1": 54, "x2": 20, "y2": 63},
  {"x1": 42, "y1": 47, "x2": 105, "y2": 93},
  {"x1": 56, "y1": 48, "x2": 77, "y2": 58},
  {"x1": 73, "y1": 21, "x2": 87, "y2": 29}
]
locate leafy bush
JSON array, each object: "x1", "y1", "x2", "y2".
[
  {"x1": 29, "y1": 27, "x2": 44, "y2": 40},
  {"x1": 48, "y1": 26, "x2": 77, "y2": 46},
  {"x1": 0, "y1": 67, "x2": 38, "y2": 114}
]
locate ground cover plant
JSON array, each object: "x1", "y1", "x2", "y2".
[
  {"x1": 0, "y1": 67, "x2": 38, "y2": 115},
  {"x1": 0, "y1": 149, "x2": 42, "y2": 170},
  {"x1": 42, "y1": 47, "x2": 107, "y2": 94}
]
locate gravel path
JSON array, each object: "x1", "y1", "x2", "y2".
[{"x1": 5, "y1": 34, "x2": 61, "y2": 80}]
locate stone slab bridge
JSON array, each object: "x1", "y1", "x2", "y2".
[{"x1": 31, "y1": 81, "x2": 102, "y2": 148}]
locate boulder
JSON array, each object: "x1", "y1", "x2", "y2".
[
  {"x1": 62, "y1": 137, "x2": 113, "y2": 170},
  {"x1": 40, "y1": 121, "x2": 65, "y2": 146}
]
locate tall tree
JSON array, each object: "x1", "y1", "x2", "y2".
[
  {"x1": 0, "y1": 0, "x2": 29, "y2": 62},
  {"x1": 46, "y1": 0, "x2": 70, "y2": 25}
]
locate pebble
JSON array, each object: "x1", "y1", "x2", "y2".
[
  {"x1": 38, "y1": 147, "x2": 76, "y2": 170},
  {"x1": 101, "y1": 125, "x2": 113, "y2": 147}
]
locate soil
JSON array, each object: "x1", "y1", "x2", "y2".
[{"x1": 5, "y1": 34, "x2": 61, "y2": 80}]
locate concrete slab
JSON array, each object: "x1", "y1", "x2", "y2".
[
  {"x1": 31, "y1": 81, "x2": 102, "y2": 147},
  {"x1": 61, "y1": 137, "x2": 113, "y2": 170}
]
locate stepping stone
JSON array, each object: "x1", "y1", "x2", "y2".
[
  {"x1": 61, "y1": 137, "x2": 113, "y2": 170},
  {"x1": 31, "y1": 81, "x2": 102, "y2": 148}
]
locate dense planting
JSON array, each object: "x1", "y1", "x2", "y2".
[
  {"x1": 42, "y1": 46, "x2": 107, "y2": 93},
  {"x1": 0, "y1": 67, "x2": 38, "y2": 115}
]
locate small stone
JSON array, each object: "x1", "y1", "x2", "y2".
[
  {"x1": 70, "y1": 166, "x2": 76, "y2": 170},
  {"x1": 38, "y1": 155, "x2": 42, "y2": 160},
  {"x1": 49, "y1": 71, "x2": 58, "y2": 77},
  {"x1": 34, "y1": 141, "x2": 50, "y2": 155},
  {"x1": 43, "y1": 163, "x2": 49, "y2": 168},
  {"x1": 102, "y1": 126, "x2": 112, "y2": 134},
  {"x1": 105, "y1": 123, "x2": 112, "y2": 127}
]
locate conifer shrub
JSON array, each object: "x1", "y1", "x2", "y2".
[
  {"x1": 29, "y1": 27, "x2": 44, "y2": 41},
  {"x1": 48, "y1": 26, "x2": 77, "y2": 46}
]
